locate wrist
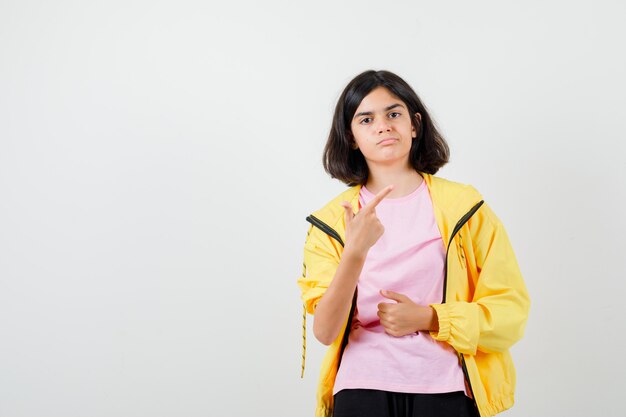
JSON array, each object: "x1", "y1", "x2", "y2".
[
  {"x1": 429, "y1": 306, "x2": 439, "y2": 331},
  {"x1": 343, "y1": 245, "x2": 367, "y2": 262}
]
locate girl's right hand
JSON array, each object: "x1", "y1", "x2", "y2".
[{"x1": 340, "y1": 184, "x2": 394, "y2": 258}]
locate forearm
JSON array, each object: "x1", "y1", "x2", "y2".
[{"x1": 313, "y1": 246, "x2": 366, "y2": 345}]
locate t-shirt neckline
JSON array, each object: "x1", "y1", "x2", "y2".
[{"x1": 361, "y1": 179, "x2": 425, "y2": 204}]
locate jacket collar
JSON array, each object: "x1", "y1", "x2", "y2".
[{"x1": 310, "y1": 172, "x2": 483, "y2": 245}]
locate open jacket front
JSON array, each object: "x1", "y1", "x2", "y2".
[{"x1": 297, "y1": 172, "x2": 530, "y2": 417}]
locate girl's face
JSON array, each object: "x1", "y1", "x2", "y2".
[{"x1": 349, "y1": 86, "x2": 420, "y2": 168}]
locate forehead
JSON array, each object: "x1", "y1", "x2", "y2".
[{"x1": 355, "y1": 86, "x2": 404, "y2": 111}]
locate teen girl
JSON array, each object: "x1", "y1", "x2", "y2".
[{"x1": 297, "y1": 70, "x2": 530, "y2": 417}]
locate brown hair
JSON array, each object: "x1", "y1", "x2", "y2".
[{"x1": 323, "y1": 70, "x2": 450, "y2": 186}]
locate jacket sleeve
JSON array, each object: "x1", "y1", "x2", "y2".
[
  {"x1": 296, "y1": 223, "x2": 341, "y2": 315},
  {"x1": 429, "y1": 202, "x2": 531, "y2": 355}
]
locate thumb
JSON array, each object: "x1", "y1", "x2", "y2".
[
  {"x1": 341, "y1": 201, "x2": 354, "y2": 226},
  {"x1": 380, "y1": 290, "x2": 410, "y2": 303}
]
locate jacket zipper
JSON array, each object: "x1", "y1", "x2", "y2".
[
  {"x1": 305, "y1": 215, "x2": 355, "y2": 365},
  {"x1": 442, "y1": 200, "x2": 484, "y2": 417},
  {"x1": 442, "y1": 200, "x2": 484, "y2": 300},
  {"x1": 306, "y1": 215, "x2": 345, "y2": 247}
]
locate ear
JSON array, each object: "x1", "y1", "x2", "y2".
[{"x1": 412, "y1": 113, "x2": 422, "y2": 138}]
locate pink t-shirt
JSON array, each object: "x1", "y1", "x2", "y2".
[{"x1": 333, "y1": 179, "x2": 467, "y2": 395}]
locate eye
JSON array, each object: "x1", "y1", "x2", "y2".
[
  {"x1": 359, "y1": 117, "x2": 372, "y2": 124},
  {"x1": 389, "y1": 112, "x2": 401, "y2": 118}
]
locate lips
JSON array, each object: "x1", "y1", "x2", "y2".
[{"x1": 378, "y1": 137, "x2": 398, "y2": 145}]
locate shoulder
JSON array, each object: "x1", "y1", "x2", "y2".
[
  {"x1": 309, "y1": 185, "x2": 360, "y2": 228},
  {"x1": 430, "y1": 174, "x2": 506, "y2": 234},
  {"x1": 423, "y1": 172, "x2": 483, "y2": 217},
  {"x1": 426, "y1": 172, "x2": 480, "y2": 196},
  {"x1": 426, "y1": 175, "x2": 508, "y2": 250}
]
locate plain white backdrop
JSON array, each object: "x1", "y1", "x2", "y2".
[{"x1": 1, "y1": 1, "x2": 625, "y2": 416}]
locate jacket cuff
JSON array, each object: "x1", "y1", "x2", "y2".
[{"x1": 429, "y1": 303, "x2": 451, "y2": 342}]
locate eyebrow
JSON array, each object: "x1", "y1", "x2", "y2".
[{"x1": 353, "y1": 103, "x2": 405, "y2": 120}]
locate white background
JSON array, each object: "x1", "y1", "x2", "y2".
[{"x1": 1, "y1": 1, "x2": 625, "y2": 416}]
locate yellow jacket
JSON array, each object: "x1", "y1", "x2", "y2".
[{"x1": 297, "y1": 172, "x2": 530, "y2": 417}]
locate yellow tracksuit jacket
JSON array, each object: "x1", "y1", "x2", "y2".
[{"x1": 297, "y1": 172, "x2": 530, "y2": 417}]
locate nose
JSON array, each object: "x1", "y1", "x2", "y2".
[{"x1": 376, "y1": 119, "x2": 392, "y2": 133}]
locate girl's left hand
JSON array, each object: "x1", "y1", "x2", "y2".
[{"x1": 377, "y1": 290, "x2": 439, "y2": 337}]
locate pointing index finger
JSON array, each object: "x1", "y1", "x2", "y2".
[{"x1": 364, "y1": 185, "x2": 394, "y2": 211}]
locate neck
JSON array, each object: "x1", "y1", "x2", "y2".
[{"x1": 364, "y1": 163, "x2": 423, "y2": 198}]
